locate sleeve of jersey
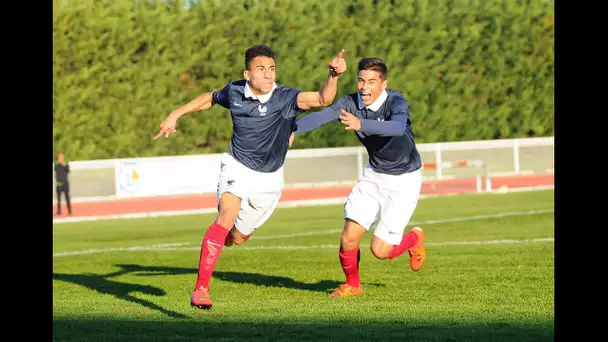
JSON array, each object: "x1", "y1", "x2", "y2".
[
  {"x1": 212, "y1": 83, "x2": 231, "y2": 108},
  {"x1": 280, "y1": 88, "x2": 306, "y2": 119},
  {"x1": 293, "y1": 107, "x2": 340, "y2": 135},
  {"x1": 293, "y1": 96, "x2": 347, "y2": 135},
  {"x1": 358, "y1": 101, "x2": 409, "y2": 137}
]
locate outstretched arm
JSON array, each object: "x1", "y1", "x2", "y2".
[
  {"x1": 153, "y1": 92, "x2": 215, "y2": 140},
  {"x1": 296, "y1": 49, "x2": 347, "y2": 110},
  {"x1": 294, "y1": 107, "x2": 340, "y2": 135},
  {"x1": 339, "y1": 109, "x2": 408, "y2": 137},
  {"x1": 171, "y1": 92, "x2": 215, "y2": 118}
]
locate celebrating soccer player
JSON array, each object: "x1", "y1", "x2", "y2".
[
  {"x1": 154, "y1": 45, "x2": 346, "y2": 309},
  {"x1": 293, "y1": 57, "x2": 425, "y2": 297}
]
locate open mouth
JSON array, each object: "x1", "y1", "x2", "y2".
[{"x1": 360, "y1": 92, "x2": 371, "y2": 101}]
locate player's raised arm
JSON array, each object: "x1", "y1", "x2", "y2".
[
  {"x1": 153, "y1": 92, "x2": 215, "y2": 140},
  {"x1": 153, "y1": 81, "x2": 233, "y2": 140},
  {"x1": 296, "y1": 49, "x2": 347, "y2": 110}
]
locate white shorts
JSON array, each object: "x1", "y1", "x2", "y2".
[
  {"x1": 217, "y1": 153, "x2": 282, "y2": 235},
  {"x1": 344, "y1": 166, "x2": 422, "y2": 245}
]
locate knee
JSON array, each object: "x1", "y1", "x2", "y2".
[
  {"x1": 216, "y1": 198, "x2": 240, "y2": 228},
  {"x1": 216, "y1": 206, "x2": 238, "y2": 228},
  {"x1": 216, "y1": 214, "x2": 237, "y2": 230},
  {"x1": 232, "y1": 232, "x2": 251, "y2": 245},
  {"x1": 370, "y1": 245, "x2": 390, "y2": 260},
  {"x1": 340, "y1": 234, "x2": 359, "y2": 251},
  {"x1": 216, "y1": 192, "x2": 241, "y2": 229}
]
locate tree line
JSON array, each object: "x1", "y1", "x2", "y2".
[{"x1": 53, "y1": 0, "x2": 554, "y2": 160}]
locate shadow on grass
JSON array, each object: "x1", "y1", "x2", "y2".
[
  {"x1": 53, "y1": 317, "x2": 554, "y2": 342},
  {"x1": 52, "y1": 272, "x2": 187, "y2": 319},
  {"x1": 54, "y1": 264, "x2": 382, "y2": 318},
  {"x1": 113, "y1": 264, "x2": 385, "y2": 293}
]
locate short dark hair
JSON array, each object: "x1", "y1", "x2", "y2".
[
  {"x1": 245, "y1": 45, "x2": 275, "y2": 69},
  {"x1": 358, "y1": 57, "x2": 387, "y2": 80}
]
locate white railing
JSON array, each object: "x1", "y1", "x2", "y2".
[{"x1": 53, "y1": 136, "x2": 554, "y2": 202}]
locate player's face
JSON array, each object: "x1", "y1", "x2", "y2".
[
  {"x1": 245, "y1": 56, "x2": 276, "y2": 95},
  {"x1": 357, "y1": 69, "x2": 387, "y2": 106}
]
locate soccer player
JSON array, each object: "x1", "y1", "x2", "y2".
[
  {"x1": 292, "y1": 57, "x2": 425, "y2": 297},
  {"x1": 153, "y1": 45, "x2": 347, "y2": 309}
]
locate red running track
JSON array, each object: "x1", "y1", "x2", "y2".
[{"x1": 52, "y1": 173, "x2": 553, "y2": 218}]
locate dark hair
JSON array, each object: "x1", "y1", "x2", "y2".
[
  {"x1": 358, "y1": 57, "x2": 388, "y2": 80},
  {"x1": 245, "y1": 45, "x2": 275, "y2": 69}
]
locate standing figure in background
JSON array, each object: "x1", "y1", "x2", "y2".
[{"x1": 54, "y1": 152, "x2": 72, "y2": 216}]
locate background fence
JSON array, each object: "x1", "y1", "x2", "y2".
[{"x1": 53, "y1": 136, "x2": 554, "y2": 203}]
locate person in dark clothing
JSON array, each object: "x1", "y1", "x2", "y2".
[{"x1": 54, "y1": 152, "x2": 72, "y2": 216}]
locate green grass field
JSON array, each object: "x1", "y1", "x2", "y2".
[{"x1": 53, "y1": 190, "x2": 554, "y2": 342}]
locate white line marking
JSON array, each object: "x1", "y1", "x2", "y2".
[
  {"x1": 52, "y1": 243, "x2": 191, "y2": 257},
  {"x1": 53, "y1": 209, "x2": 554, "y2": 258},
  {"x1": 52, "y1": 186, "x2": 553, "y2": 224},
  {"x1": 251, "y1": 209, "x2": 553, "y2": 240},
  {"x1": 219, "y1": 237, "x2": 555, "y2": 251},
  {"x1": 53, "y1": 238, "x2": 554, "y2": 257}
]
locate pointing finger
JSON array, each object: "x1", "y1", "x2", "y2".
[
  {"x1": 153, "y1": 131, "x2": 164, "y2": 140},
  {"x1": 336, "y1": 49, "x2": 345, "y2": 59}
]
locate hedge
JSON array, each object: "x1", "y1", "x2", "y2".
[{"x1": 53, "y1": 0, "x2": 554, "y2": 160}]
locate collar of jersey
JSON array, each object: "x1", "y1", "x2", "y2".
[
  {"x1": 244, "y1": 82, "x2": 278, "y2": 104},
  {"x1": 357, "y1": 89, "x2": 388, "y2": 111}
]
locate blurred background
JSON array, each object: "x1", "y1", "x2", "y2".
[{"x1": 52, "y1": 0, "x2": 554, "y2": 206}]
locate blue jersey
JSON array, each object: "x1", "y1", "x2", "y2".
[
  {"x1": 213, "y1": 80, "x2": 303, "y2": 172},
  {"x1": 295, "y1": 89, "x2": 422, "y2": 175}
]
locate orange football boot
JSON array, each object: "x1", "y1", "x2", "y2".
[
  {"x1": 329, "y1": 284, "x2": 363, "y2": 297},
  {"x1": 408, "y1": 227, "x2": 426, "y2": 271}
]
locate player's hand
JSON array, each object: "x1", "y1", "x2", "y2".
[
  {"x1": 339, "y1": 109, "x2": 361, "y2": 131},
  {"x1": 328, "y1": 49, "x2": 347, "y2": 77},
  {"x1": 289, "y1": 132, "x2": 295, "y2": 147},
  {"x1": 153, "y1": 112, "x2": 179, "y2": 140}
]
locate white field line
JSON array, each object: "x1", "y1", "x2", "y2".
[
  {"x1": 53, "y1": 238, "x2": 554, "y2": 257},
  {"x1": 53, "y1": 209, "x2": 554, "y2": 258},
  {"x1": 52, "y1": 185, "x2": 554, "y2": 225},
  {"x1": 250, "y1": 208, "x2": 553, "y2": 241},
  {"x1": 186, "y1": 237, "x2": 556, "y2": 251}
]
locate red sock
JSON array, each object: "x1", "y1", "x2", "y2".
[
  {"x1": 388, "y1": 230, "x2": 419, "y2": 259},
  {"x1": 339, "y1": 247, "x2": 361, "y2": 287},
  {"x1": 194, "y1": 222, "x2": 230, "y2": 290}
]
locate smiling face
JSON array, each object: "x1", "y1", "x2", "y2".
[
  {"x1": 244, "y1": 56, "x2": 276, "y2": 96},
  {"x1": 357, "y1": 69, "x2": 387, "y2": 106},
  {"x1": 356, "y1": 57, "x2": 388, "y2": 106}
]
